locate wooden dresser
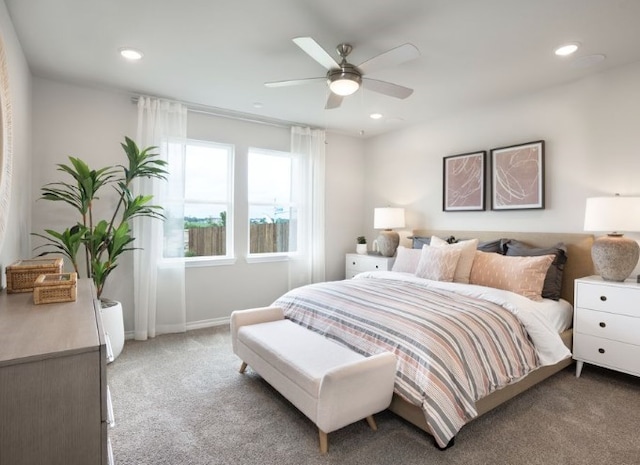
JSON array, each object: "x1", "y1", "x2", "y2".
[{"x1": 0, "y1": 278, "x2": 113, "y2": 465}]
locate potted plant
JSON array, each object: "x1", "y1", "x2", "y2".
[
  {"x1": 32, "y1": 136, "x2": 168, "y2": 360},
  {"x1": 356, "y1": 236, "x2": 368, "y2": 255}
]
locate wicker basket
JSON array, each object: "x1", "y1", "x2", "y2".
[
  {"x1": 5, "y1": 258, "x2": 64, "y2": 294},
  {"x1": 33, "y1": 272, "x2": 78, "y2": 305}
]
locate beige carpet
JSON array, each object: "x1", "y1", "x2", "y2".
[{"x1": 107, "y1": 326, "x2": 640, "y2": 465}]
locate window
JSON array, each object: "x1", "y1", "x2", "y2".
[
  {"x1": 164, "y1": 139, "x2": 234, "y2": 261},
  {"x1": 247, "y1": 148, "x2": 296, "y2": 258}
]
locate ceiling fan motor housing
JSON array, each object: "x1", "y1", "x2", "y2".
[{"x1": 326, "y1": 63, "x2": 362, "y2": 87}]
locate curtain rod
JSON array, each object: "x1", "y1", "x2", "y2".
[{"x1": 130, "y1": 96, "x2": 320, "y2": 130}]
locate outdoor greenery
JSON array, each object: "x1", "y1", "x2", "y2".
[{"x1": 33, "y1": 137, "x2": 168, "y2": 299}]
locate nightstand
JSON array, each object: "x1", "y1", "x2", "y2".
[
  {"x1": 573, "y1": 276, "x2": 640, "y2": 378},
  {"x1": 345, "y1": 253, "x2": 395, "y2": 279}
]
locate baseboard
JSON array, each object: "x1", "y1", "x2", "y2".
[
  {"x1": 186, "y1": 316, "x2": 230, "y2": 331},
  {"x1": 124, "y1": 317, "x2": 230, "y2": 340}
]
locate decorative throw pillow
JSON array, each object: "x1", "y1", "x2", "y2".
[
  {"x1": 414, "y1": 245, "x2": 462, "y2": 282},
  {"x1": 469, "y1": 251, "x2": 555, "y2": 301},
  {"x1": 391, "y1": 246, "x2": 423, "y2": 273},
  {"x1": 410, "y1": 235, "x2": 457, "y2": 249},
  {"x1": 477, "y1": 238, "x2": 506, "y2": 254},
  {"x1": 430, "y1": 236, "x2": 479, "y2": 284},
  {"x1": 503, "y1": 240, "x2": 568, "y2": 301},
  {"x1": 410, "y1": 236, "x2": 431, "y2": 249}
]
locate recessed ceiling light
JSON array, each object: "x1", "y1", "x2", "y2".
[
  {"x1": 370, "y1": 113, "x2": 383, "y2": 120},
  {"x1": 554, "y1": 43, "x2": 580, "y2": 57},
  {"x1": 253, "y1": 102, "x2": 263, "y2": 109},
  {"x1": 119, "y1": 48, "x2": 144, "y2": 61}
]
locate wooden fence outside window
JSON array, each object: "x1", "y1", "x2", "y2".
[{"x1": 186, "y1": 222, "x2": 289, "y2": 256}]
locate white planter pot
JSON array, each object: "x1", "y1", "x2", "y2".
[
  {"x1": 356, "y1": 243, "x2": 368, "y2": 255},
  {"x1": 100, "y1": 299, "x2": 125, "y2": 363}
]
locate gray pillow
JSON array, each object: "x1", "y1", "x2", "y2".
[
  {"x1": 410, "y1": 236, "x2": 431, "y2": 249},
  {"x1": 477, "y1": 238, "x2": 505, "y2": 254},
  {"x1": 410, "y1": 235, "x2": 458, "y2": 249},
  {"x1": 503, "y1": 240, "x2": 568, "y2": 301}
]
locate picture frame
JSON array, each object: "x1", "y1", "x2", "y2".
[
  {"x1": 490, "y1": 140, "x2": 545, "y2": 210},
  {"x1": 443, "y1": 151, "x2": 486, "y2": 211}
]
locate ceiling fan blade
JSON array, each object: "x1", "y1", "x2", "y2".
[
  {"x1": 293, "y1": 37, "x2": 340, "y2": 70},
  {"x1": 325, "y1": 92, "x2": 343, "y2": 109},
  {"x1": 357, "y1": 43, "x2": 420, "y2": 75},
  {"x1": 265, "y1": 77, "x2": 325, "y2": 88},
  {"x1": 362, "y1": 78, "x2": 414, "y2": 99}
]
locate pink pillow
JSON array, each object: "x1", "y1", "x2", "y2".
[
  {"x1": 469, "y1": 251, "x2": 554, "y2": 301},
  {"x1": 415, "y1": 246, "x2": 462, "y2": 282}
]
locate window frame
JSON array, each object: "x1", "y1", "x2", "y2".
[
  {"x1": 246, "y1": 147, "x2": 296, "y2": 263},
  {"x1": 163, "y1": 138, "x2": 235, "y2": 267}
]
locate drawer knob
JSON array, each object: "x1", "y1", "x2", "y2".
[
  {"x1": 598, "y1": 348, "x2": 605, "y2": 354},
  {"x1": 352, "y1": 261, "x2": 356, "y2": 265},
  {"x1": 599, "y1": 322, "x2": 606, "y2": 328},
  {"x1": 600, "y1": 295, "x2": 607, "y2": 302},
  {"x1": 375, "y1": 265, "x2": 379, "y2": 269}
]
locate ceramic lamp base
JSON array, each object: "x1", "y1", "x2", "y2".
[
  {"x1": 376, "y1": 230, "x2": 399, "y2": 257},
  {"x1": 591, "y1": 234, "x2": 639, "y2": 281}
]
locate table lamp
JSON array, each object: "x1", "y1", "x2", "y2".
[
  {"x1": 584, "y1": 195, "x2": 640, "y2": 281},
  {"x1": 374, "y1": 207, "x2": 405, "y2": 257}
]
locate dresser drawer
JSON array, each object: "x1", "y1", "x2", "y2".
[
  {"x1": 575, "y1": 282, "x2": 640, "y2": 317},
  {"x1": 574, "y1": 307, "x2": 640, "y2": 346},
  {"x1": 573, "y1": 333, "x2": 640, "y2": 376}
]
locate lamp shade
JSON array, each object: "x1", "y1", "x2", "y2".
[
  {"x1": 584, "y1": 196, "x2": 640, "y2": 232},
  {"x1": 374, "y1": 207, "x2": 405, "y2": 230}
]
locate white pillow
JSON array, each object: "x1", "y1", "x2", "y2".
[
  {"x1": 414, "y1": 245, "x2": 462, "y2": 282},
  {"x1": 391, "y1": 246, "x2": 422, "y2": 273},
  {"x1": 430, "y1": 236, "x2": 479, "y2": 284}
]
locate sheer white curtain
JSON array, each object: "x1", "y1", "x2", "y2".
[
  {"x1": 289, "y1": 126, "x2": 326, "y2": 289},
  {"x1": 134, "y1": 97, "x2": 188, "y2": 340}
]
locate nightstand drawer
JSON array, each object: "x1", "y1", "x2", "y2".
[
  {"x1": 345, "y1": 254, "x2": 394, "y2": 278},
  {"x1": 574, "y1": 307, "x2": 640, "y2": 346},
  {"x1": 573, "y1": 333, "x2": 640, "y2": 376},
  {"x1": 575, "y1": 282, "x2": 640, "y2": 317},
  {"x1": 347, "y1": 255, "x2": 392, "y2": 271}
]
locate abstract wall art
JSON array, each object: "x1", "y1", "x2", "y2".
[
  {"x1": 443, "y1": 151, "x2": 486, "y2": 211},
  {"x1": 491, "y1": 140, "x2": 545, "y2": 210}
]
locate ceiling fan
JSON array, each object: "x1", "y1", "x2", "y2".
[{"x1": 265, "y1": 37, "x2": 420, "y2": 109}]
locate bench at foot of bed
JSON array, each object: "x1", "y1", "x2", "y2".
[{"x1": 230, "y1": 306, "x2": 397, "y2": 454}]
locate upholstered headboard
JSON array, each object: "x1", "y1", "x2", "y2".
[{"x1": 410, "y1": 230, "x2": 595, "y2": 305}]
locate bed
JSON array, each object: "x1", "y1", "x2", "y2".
[{"x1": 273, "y1": 230, "x2": 595, "y2": 448}]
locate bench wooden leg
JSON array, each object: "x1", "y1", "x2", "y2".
[
  {"x1": 319, "y1": 429, "x2": 328, "y2": 455},
  {"x1": 365, "y1": 415, "x2": 377, "y2": 431},
  {"x1": 239, "y1": 362, "x2": 247, "y2": 374}
]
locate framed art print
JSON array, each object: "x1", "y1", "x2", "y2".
[
  {"x1": 443, "y1": 151, "x2": 486, "y2": 211},
  {"x1": 491, "y1": 140, "x2": 545, "y2": 210}
]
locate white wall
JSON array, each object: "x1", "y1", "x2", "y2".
[
  {"x1": 30, "y1": 77, "x2": 366, "y2": 331},
  {"x1": 0, "y1": 0, "x2": 32, "y2": 286},
  {"x1": 363, "y1": 61, "x2": 640, "y2": 252}
]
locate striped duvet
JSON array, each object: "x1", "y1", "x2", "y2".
[{"x1": 273, "y1": 272, "x2": 569, "y2": 448}]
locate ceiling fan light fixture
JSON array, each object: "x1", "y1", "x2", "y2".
[
  {"x1": 329, "y1": 78, "x2": 360, "y2": 96},
  {"x1": 327, "y1": 67, "x2": 362, "y2": 96}
]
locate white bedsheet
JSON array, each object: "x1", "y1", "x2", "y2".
[{"x1": 355, "y1": 271, "x2": 572, "y2": 366}]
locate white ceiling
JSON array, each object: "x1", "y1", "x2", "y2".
[{"x1": 6, "y1": 0, "x2": 640, "y2": 138}]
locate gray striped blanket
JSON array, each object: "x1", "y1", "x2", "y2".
[{"x1": 273, "y1": 275, "x2": 540, "y2": 448}]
